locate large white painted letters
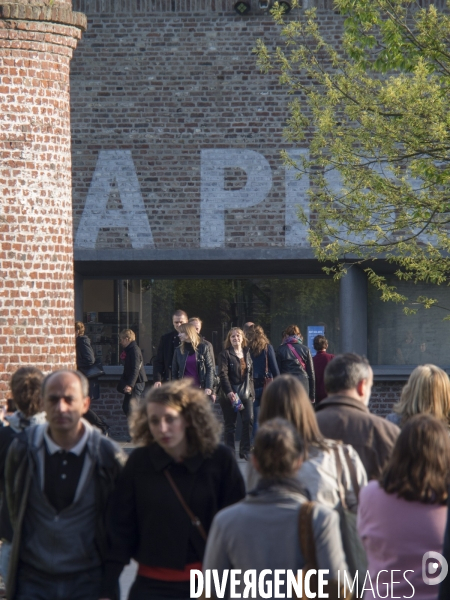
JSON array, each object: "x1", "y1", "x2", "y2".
[
  {"x1": 75, "y1": 150, "x2": 154, "y2": 249},
  {"x1": 200, "y1": 149, "x2": 273, "y2": 248}
]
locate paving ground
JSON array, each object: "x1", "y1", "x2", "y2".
[{"x1": 117, "y1": 443, "x2": 248, "y2": 599}]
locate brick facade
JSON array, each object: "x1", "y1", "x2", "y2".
[
  {"x1": 70, "y1": 0, "x2": 413, "y2": 438},
  {"x1": 369, "y1": 381, "x2": 403, "y2": 417},
  {"x1": 0, "y1": 0, "x2": 418, "y2": 413},
  {"x1": 70, "y1": 1, "x2": 345, "y2": 252},
  {"x1": 93, "y1": 379, "x2": 404, "y2": 440},
  {"x1": 0, "y1": 0, "x2": 86, "y2": 395}
]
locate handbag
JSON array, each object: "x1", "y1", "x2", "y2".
[
  {"x1": 230, "y1": 350, "x2": 253, "y2": 401},
  {"x1": 82, "y1": 361, "x2": 105, "y2": 380},
  {"x1": 263, "y1": 348, "x2": 273, "y2": 389},
  {"x1": 332, "y1": 444, "x2": 368, "y2": 596},
  {"x1": 297, "y1": 501, "x2": 351, "y2": 600},
  {"x1": 231, "y1": 378, "x2": 252, "y2": 401},
  {"x1": 164, "y1": 469, "x2": 207, "y2": 541}
]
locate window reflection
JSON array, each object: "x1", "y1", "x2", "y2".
[
  {"x1": 368, "y1": 278, "x2": 450, "y2": 366},
  {"x1": 82, "y1": 278, "x2": 340, "y2": 365}
]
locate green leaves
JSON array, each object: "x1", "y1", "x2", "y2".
[{"x1": 255, "y1": 0, "x2": 450, "y2": 308}]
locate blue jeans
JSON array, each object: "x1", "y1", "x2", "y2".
[
  {"x1": 251, "y1": 386, "x2": 264, "y2": 443},
  {"x1": 14, "y1": 564, "x2": 103, "y2": 600}
]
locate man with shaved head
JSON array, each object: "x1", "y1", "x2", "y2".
[{"x1": 5, "y1": 370, "x2": 126, "y2": 600}]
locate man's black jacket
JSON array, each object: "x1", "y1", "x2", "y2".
[{"x1": 153, "y1": 330, "x2": 180, "y2": 383}]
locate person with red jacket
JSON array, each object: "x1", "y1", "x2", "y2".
[{"x1": 312, "y1": 335, "x2": 334, "y2": 404}]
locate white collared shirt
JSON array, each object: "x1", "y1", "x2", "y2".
[
  {"x1": 38, "y1": 419, "x2": 94, "y2": 504},
  {"x1": 43, "y1": 423, "x2": 89, "y2": 456}
]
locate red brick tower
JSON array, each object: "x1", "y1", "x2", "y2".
[{"x1": 0, "y1": 0, "x2": 86, "y2": 396}]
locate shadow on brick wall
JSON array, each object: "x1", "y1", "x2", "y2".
[
  {"x1": 91, "y1": 380, "x2": 402, "y2": 440},
  {"x1": 91, "y1": 381, "x2": 225, "y2": 440}
]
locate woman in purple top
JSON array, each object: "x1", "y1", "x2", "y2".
[
  {"x1": 171, "y1": 323, "x2": 215, "y2": 400},
  {"x1": 357, "y1": 414, "x2": 450, "y2": 600}
]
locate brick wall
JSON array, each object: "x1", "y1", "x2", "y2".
[
  {"x1": 369, "y1": 381, "x2": 404, "y2": 417},
  {"x1": 91, "y1": 380, "x2": 130, "y2": 438},
  {"x1": 70, "y1": 1, "x2": 345, "y2": 251},
  {"x1": 0, "y1": 1, "x2": 86, "y2": 396},
  {"x1": 93, "y1": 378, "x2": 403, "y2": 440},
  {"x1": 70, "y1": 0, "x2": 447, "y2": 253},
  {"x1": 92, "y1": 380, "x2": 225, "y2": 439}
]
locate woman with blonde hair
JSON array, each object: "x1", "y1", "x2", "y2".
[
  {"x1": 100, "y1": 380, "x2": 245, "y2": 600},
  {"x1": 171, "y1": 323, "x2": 215, "y2": 398},
  {"x1": 218, "y1": 327, "x2": 255, "y2": 460},
  {"x1": 386, "y1": 364, "x2": 450, "y2": 428}
]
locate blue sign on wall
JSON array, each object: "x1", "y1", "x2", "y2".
[{"x1": 307, "y1": 326, "x2": 325, "y2": 357}]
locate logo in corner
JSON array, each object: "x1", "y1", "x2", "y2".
[{"x1": 423, "y1": 551, "x2": 448, "y2": 585}]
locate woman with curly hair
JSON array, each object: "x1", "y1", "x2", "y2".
[
  {"x1": 100, "y1": 380, "x2": 245, "y2": 600},
  {"x1": 386, "y1": 364, "x2": 450, "y2": 429}
]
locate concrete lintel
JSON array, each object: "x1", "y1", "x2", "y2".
[{"x1": 74, "y1": 247, "x2": 316, "y2": 262}]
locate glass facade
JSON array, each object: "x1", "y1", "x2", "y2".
[
  {"x1": 82, "y1": 278, "x2": 341, "y2": 365},
  {"x1": 368, "y1": 278, "x2": 450, "y2": 366}
]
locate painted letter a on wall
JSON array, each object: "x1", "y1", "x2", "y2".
[{"x1": 75, "y1": 150, "x2": 154, "y2": 249}]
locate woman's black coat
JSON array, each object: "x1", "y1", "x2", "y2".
[
  {"x1": 102, "y1": 443, "x2": 245, "y2": 595},
  {"x1": 276, "y1": 342, "x2": 315, "y2": 402},
  {"x1": 75, "y1": 335, "x2": 95, "y2": 370},
  {"x1": 122, "y1": 340, "x2": 148, "y2": 388},
  {"x1": 218, "y1": 347, "x2": 254, "y2": 398},
  {"x1": 171, "y1": 342, "x2": 214, "y2": 390}
]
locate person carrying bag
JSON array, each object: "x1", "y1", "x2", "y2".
[
  {"x1": 217, "y1": 327, "x2": 254, "y2": 461},
  {"x1": 117, "y1": 329, "x2": 147, "y2": 416},
  {"x1": 332, "y1": 443, "x2": 368, "y2": 597}
]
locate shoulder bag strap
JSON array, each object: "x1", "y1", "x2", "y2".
[
  {"x1": 298, "y1": 501, "x2": 317, "y2": 569},
  {"x1": 287, "y1": 344, "x2": 307, "y2": 371},
  {"x1": 342, "y1": 445, "x2": 361, "y2": 503},
  {"x1": 265, "y1": 347, "x2": 269, "y2": 374},
  {"x1": 332, "y1": 445, "x2": 349, "y2": 510},
  {"x1": 164, "y1": 469, "x2": 207, "y2": 541}
]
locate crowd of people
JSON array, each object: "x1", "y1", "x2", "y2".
[{"x1": 0, "y1": 311, "x2": 450, "y2": 599}]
